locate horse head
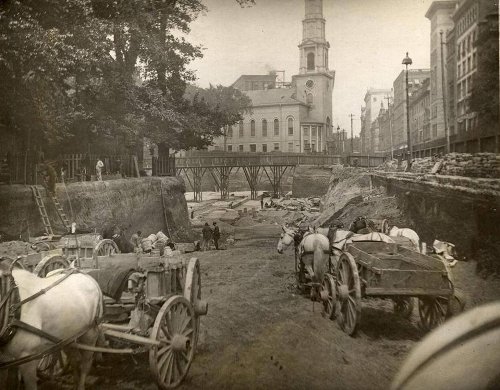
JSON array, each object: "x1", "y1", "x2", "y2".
[{"x1": 277, "y1": 225, "x2": 296, "y2": 254}]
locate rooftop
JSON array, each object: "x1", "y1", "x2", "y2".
[{"x1": 244, "y1": 88, "x2": 304, "y2": 107}]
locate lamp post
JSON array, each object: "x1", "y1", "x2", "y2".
[{"x1": 402, "y1": 52, "x2": 413, "y2": 166}]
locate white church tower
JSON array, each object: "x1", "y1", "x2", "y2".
[{"x1": 293, "y1": 0, "x2": 335, "y2": 152}]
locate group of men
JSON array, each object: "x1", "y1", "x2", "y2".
[{"x1": 201, "y1": 222, "x2": 220, "y2": 251}]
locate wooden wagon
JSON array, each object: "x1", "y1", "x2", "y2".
[
  {"x1": 39, "y1": 253, "x2": 207, "y2": 389},
  {"x1": 319, "y1": 241, "x2": 463, "y2": 336}
]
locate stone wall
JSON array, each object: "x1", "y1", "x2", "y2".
[
  {"x1": 0, "y1": 177, "x2": 191, "y2": 241},
  {"x1": 377, "y1": 153, "x2": 500, "y2": 178}
]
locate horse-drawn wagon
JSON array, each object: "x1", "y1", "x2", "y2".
[
  {"x1": 1, "y1": 250, "x2": 207, "y2": 389},
  {"x1": 320, "y1": 241, "x2": 463, "y2": 336}
]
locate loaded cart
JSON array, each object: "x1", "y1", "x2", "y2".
[
  {"x1": 320, "y1": 241, "x2": 464, "y2": 336},
  {"x1": 39, "y1": 253, "x2": 208, "y2": 389}
]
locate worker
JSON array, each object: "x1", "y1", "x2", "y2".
[
  {"x1": 201, "y1": 222, "x2": 212, "y2": 251},
  {"x1": 130, "y1": 230, "x2": 142, "y2": 253},
  {"x1": 212, "y1": 221, "x2": 220, "y2": 250},
  {"x1": 43, "y1": 163, "x2": 57, "y2": 194},
  {"x1": 260, "y1": 194, "x2": 264, "y2": 210},
  {"x1": 96, "y1": 158, "x2": 104, "y2": 181}
]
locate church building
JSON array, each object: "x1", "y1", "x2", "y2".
[{"x1": 210, "y1": 0, "x2": 335, "y2": 153}]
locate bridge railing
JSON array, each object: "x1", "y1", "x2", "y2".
[{"x1": 175, "y1": 153, "x2": 385, "y2": 168}]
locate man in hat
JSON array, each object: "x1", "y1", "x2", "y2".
[
  {"x1": 96, "y1": 158, "x2": 104, "y2": 181},
  {"x1": 202, "y1": 222, "x2": 212, "y2": 251},
  {"x1": 212, "y1": 221, "x2": 221, "y2": 250}
]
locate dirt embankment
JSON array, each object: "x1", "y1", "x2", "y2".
[
  {"x1": 0, "y1": 177, "x2": 192, "y2": 241},
  {"x1": 292, "y1": 165, "x2": 332, "y2": 198}
]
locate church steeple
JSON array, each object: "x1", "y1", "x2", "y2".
[{"x1": 299, "y1": 0, "x2": 330, "y2": 74}]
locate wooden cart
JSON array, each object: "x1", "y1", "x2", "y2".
[
  {"x1": 39, "y1": 253, "x2": 207, "y2": 389},
  {"x1": 319, "y1": 241, "x2": 462, "y2": 336}
]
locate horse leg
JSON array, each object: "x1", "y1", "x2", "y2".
[
  {"x1": 75, "y1": 328, "x2": 99, "y2": 390},
  {"x1": 19, "y1": 360, "x2": 38, "y2": 390}
]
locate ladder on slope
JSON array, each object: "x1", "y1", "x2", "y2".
[
  {"x1": 49, "y1": 192, "x2": 70, "y2": 231},
  {"x1": 30, "y1": 185, "x2": 54, "y2": 236}
]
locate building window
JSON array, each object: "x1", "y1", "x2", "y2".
[
  {"x1": 250, "y1": 120, "x2": 255, "y2": 137},
  {"x1": 303, "y1": 126, "x2": 308, "y2": 136},
  {"x1": 288, "y1": 117, "x2": 294, "y2": 135},
  {"x1": 250, "y1": 144, "x2": 256, "y2": 152},
  {"x1": 432, "y1": 124, "x2": 437, "y2": 138},
  {"x1": 274, "y1": 143, "x2": 280, "y2": 151},
  {"x1": 307, "y1": 52, "x2": 315, "y2": 70},
  {"x1": 227, "y1": 126, "x2": 233, "y2": 138},
  {"x1": 262, "y1": 119, "x2": 267, "y2": 137},
  {"x1": 311, "y1": 126, "x2": 317, "y2": 137},
  {"x1": 239, "y1": 145, "x2": 244, "y2": 152},
  {"x1": 262, "y1": 144, "x2": 267, "y2": 152},
  {"x1": 274, "y1": 119, "x2": 279, "y2": 136},
  {"x1": 288, "y1": 142, "x2": 293, "y2": 152},
  {"x1": 306, "y1": 93, "x2": 313, "y2": 105},
  {"x1": 227, "y1": 145, "x2": 232, "y2": 152},
  {"x1": 311, "y1": 142, "x2": 316, "y2": 152},
  {"x1": 239, "y1": 121, "x2": 244, "y2": 137}
]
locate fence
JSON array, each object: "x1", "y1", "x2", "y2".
[{"x1": 152, "y1": 156, "x2": 176, "y2": 176}]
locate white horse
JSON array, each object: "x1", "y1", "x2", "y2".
[
  {"x1": 277, "y1": 225, "x2": 330, "y2": 286},
  {"x1": 0, "y1": 260, "x2": 103, "y2": 390},
  {"x1": 388, "y1": 226, "x2": 420, "y2": 252}
]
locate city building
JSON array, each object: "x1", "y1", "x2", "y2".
[
  {"x1": 392, "y1": 69, "x2": 430, "y2": 151},
  {"x1": 360, "y1": 88, "x2": 391, "y2": 154},
  {"x1": 425, "y1": 1, "x2": 456, "y2": 143},
  {"x1": 210, "y1": 0, "x2": 335, "y2": 154},
  {"x1": 409, "y1": 78, "x2": 432, "y2": 157},
  {"x1": 377, "y1": 101, "x2": 394, "y2": 156}
]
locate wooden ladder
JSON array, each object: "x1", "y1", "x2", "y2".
[
  {"x1": 49, "y1": 192, "x2": 70, "y2": 231},
  {"x1": 30, "y1": 185, "x2": 53, "y2": 236}
]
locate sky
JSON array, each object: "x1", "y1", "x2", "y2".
[{"x1": 186, "y1": 0, "x2": 435, "y2": 135}]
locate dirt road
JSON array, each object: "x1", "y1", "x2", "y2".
[{"x1": 39, "y1": 222, "x2": 500, "y2": 390}]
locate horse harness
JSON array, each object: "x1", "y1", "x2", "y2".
[{"x1": 0, "y1": 265, "x2": 100, "y2": 370}]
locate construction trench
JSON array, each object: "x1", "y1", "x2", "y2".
[{"x1": 0, "y1": 158, "x2": 499, "y2": 389}]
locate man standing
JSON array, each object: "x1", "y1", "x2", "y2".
[
  {"x1": 260, "y1": 194, "x2": 264, "y2": 210},
  {"x1": 202, "y1": 222, "x2": 212, "y2": 251},
  {"x1": 130, "y1": 231, "x2": 142, "y2": 253},
  {"x1": 96, "y1": 158, "x2": 104, "y2": 181},
  {"x1": 212, "y1": 221, "x2": 220, "y2": 250}
]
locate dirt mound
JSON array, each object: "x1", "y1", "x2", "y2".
[{"x1": 0, "y1": 240, "x2": 36, "y2": 258}]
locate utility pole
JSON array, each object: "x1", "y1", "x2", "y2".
[
  {"x1": 349, "y1": 114, "x2": 355, "y2": 154},
  {"x1": 440, "y1": 30, "x2": 450, "y2": 154},
  {"x1": 384, "y1": 96, "x2": 394, "y2": 159}
]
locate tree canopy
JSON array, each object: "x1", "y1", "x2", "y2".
[{"x1": 0, "y1": 0, "x2": 254, "y2": 155}]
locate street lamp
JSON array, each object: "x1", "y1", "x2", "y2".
[{"x1": 402, "y1": 52, "x2": 413, "y2": 167}]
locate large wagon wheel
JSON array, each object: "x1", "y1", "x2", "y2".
[
  {"x1": 149, "y1": 296, "x2": 197, "y2": 389},
  {"x1": 335, "y1": 252, "x2": 361, "y2": 336},
  {"x1": 418, "y1": 296, "x2": 448, "y2": 331},
  {"x1": 184, "y1": 258, "x2": 207, "y2": 347},
  {"x1": 393, "y1": 297, "x2": 415, "y2": 319},
  {"x1": 33, "y1": 254, "x2": 70, "y2": 277},
  {"x1": 94, "y1": 239, "x2": 119, "y2": 258},
  {"x1": 320, "y1": 273, "x2": 337, "y2": 320}
]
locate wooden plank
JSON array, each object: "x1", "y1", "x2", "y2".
[
  {"x1": 103, "y1": 329, "x2": 160, "y2": 346},
  {"x1": 365, "y1": 287, "x2": 452, "y2": 296}
]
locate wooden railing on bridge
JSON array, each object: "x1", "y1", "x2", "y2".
[{"x1": 175, "y1": 153, "x2": 385, "y2": 168}]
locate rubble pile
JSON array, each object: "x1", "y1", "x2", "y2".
[
  {"x1": 0, "y1": 240, "x2": 36, "y2": 258},
  {"x1": 265, "y1": 196, "x2": 321, "y2": 213}
]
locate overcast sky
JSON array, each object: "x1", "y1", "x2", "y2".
[{"x1": 187, "y1": 0, "x2": 435, "y2": 135}]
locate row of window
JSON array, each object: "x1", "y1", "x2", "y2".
[
  {"x1": 457, "y1": 28, "x2": 476, "y2": 59},
  {"x1": 457, "y1": 75, "x2": 473, "y2": 101},
  {"x1": 457, "y1": 5, "x2": 477, "y2": 36},
  {"x1": 457, "y1": 52, "x2": 477, "y2": 78},
  {"x1": 226, "y1": 142, "x2": 318, "y2": 153},
  {"x1": 227, "y1": 118, "x2": 294, "y2": 138}
]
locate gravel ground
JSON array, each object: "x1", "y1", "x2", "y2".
[{"x1": 31, "y1": 220, "x2": 500, "y2": 390}]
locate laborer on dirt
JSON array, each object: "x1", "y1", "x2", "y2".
[
  {"x1": 96, "y1": 158, "x2": 104, "y2": 181},
  {"x1": 130, "y1": 231, "x2": 142, "y2": 252},
  {"x1": 43, "y1": 163, "x2": 57, "y2": 194},
  {"x1": 213, "y1": 221, "x2": 220, "y2": 250},
  {"x1": 260, "y1": 194, "x2": 264, "y2": 210},
  {"x1": 202, "y1": 222, "x2": 212, "y2": 251}
]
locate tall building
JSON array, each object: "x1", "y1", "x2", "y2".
[
  {"x1": 360, "y1": 88, "x2": 391, "y2": 154},
  {"x1": 210, "y1": 0, "x2": 335, "y2": 154},
  {"x1": 425, "y1": 1, "x2": 456, "y2": 141},
  {"x1": 409, "y1": 78, "x2": 432, "y2": 157},
  {"x1": 392, "y1": 69, "x2": 430, "y2": 151}
]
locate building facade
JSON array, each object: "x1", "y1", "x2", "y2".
[
  {"x1": 360, "y1": 89, "x2": 391, "y2": 154},
  {"x1": 409, "y1": 78, "x2": 432, "y2": 156},
  {"x1": 211, "y1": 0, "x2": 335, "y2": 154}
]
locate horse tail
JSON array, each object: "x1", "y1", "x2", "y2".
[{"x1": 313, "y1": 242, "x2": 327, "y2": 284}]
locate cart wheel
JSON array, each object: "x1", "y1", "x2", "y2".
[
  {"x1": 33, "y1": 255, "x2": 70, "y2": 277},
  {"x1": 320, "y1": 273, "x2": 337, "y2": 320},
  {"x1": 37, "y1": 351, "x2": 69, "y2": 379},
  {"x1": 184, "y1": 258, "x2": 206, "y2": 347},
  {"x1": 447, "y1": 288, "x2": 466, "y2": 317},
  {"x1": 94, "y1": 239, "x2": 120, "y2": 258},
  {"x1": 149, "y1": 296, "x2": 196, "y2": 389},
  {"x1": 335, "y1": 253, "x2": 361, "y2": 336},
  {"x1": 418, "y1": 296, "x2": 448, "y2": 331},
  {"x1": 393, "y1": 297, "x2": 414, "y2": 319}
]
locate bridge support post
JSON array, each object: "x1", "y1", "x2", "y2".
[
  {"x1": 242, "y1": 166, "x2": 261, "y2": 200},
  {"x1": 190, "y1": 167, "x2": 206, "y2": 202},
  {"x1": 263, "y1": 165, "x2": 289, "y2": 198},
  {"x1": 211, "y1": 167, "x2": 233, "y2": 200}
]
